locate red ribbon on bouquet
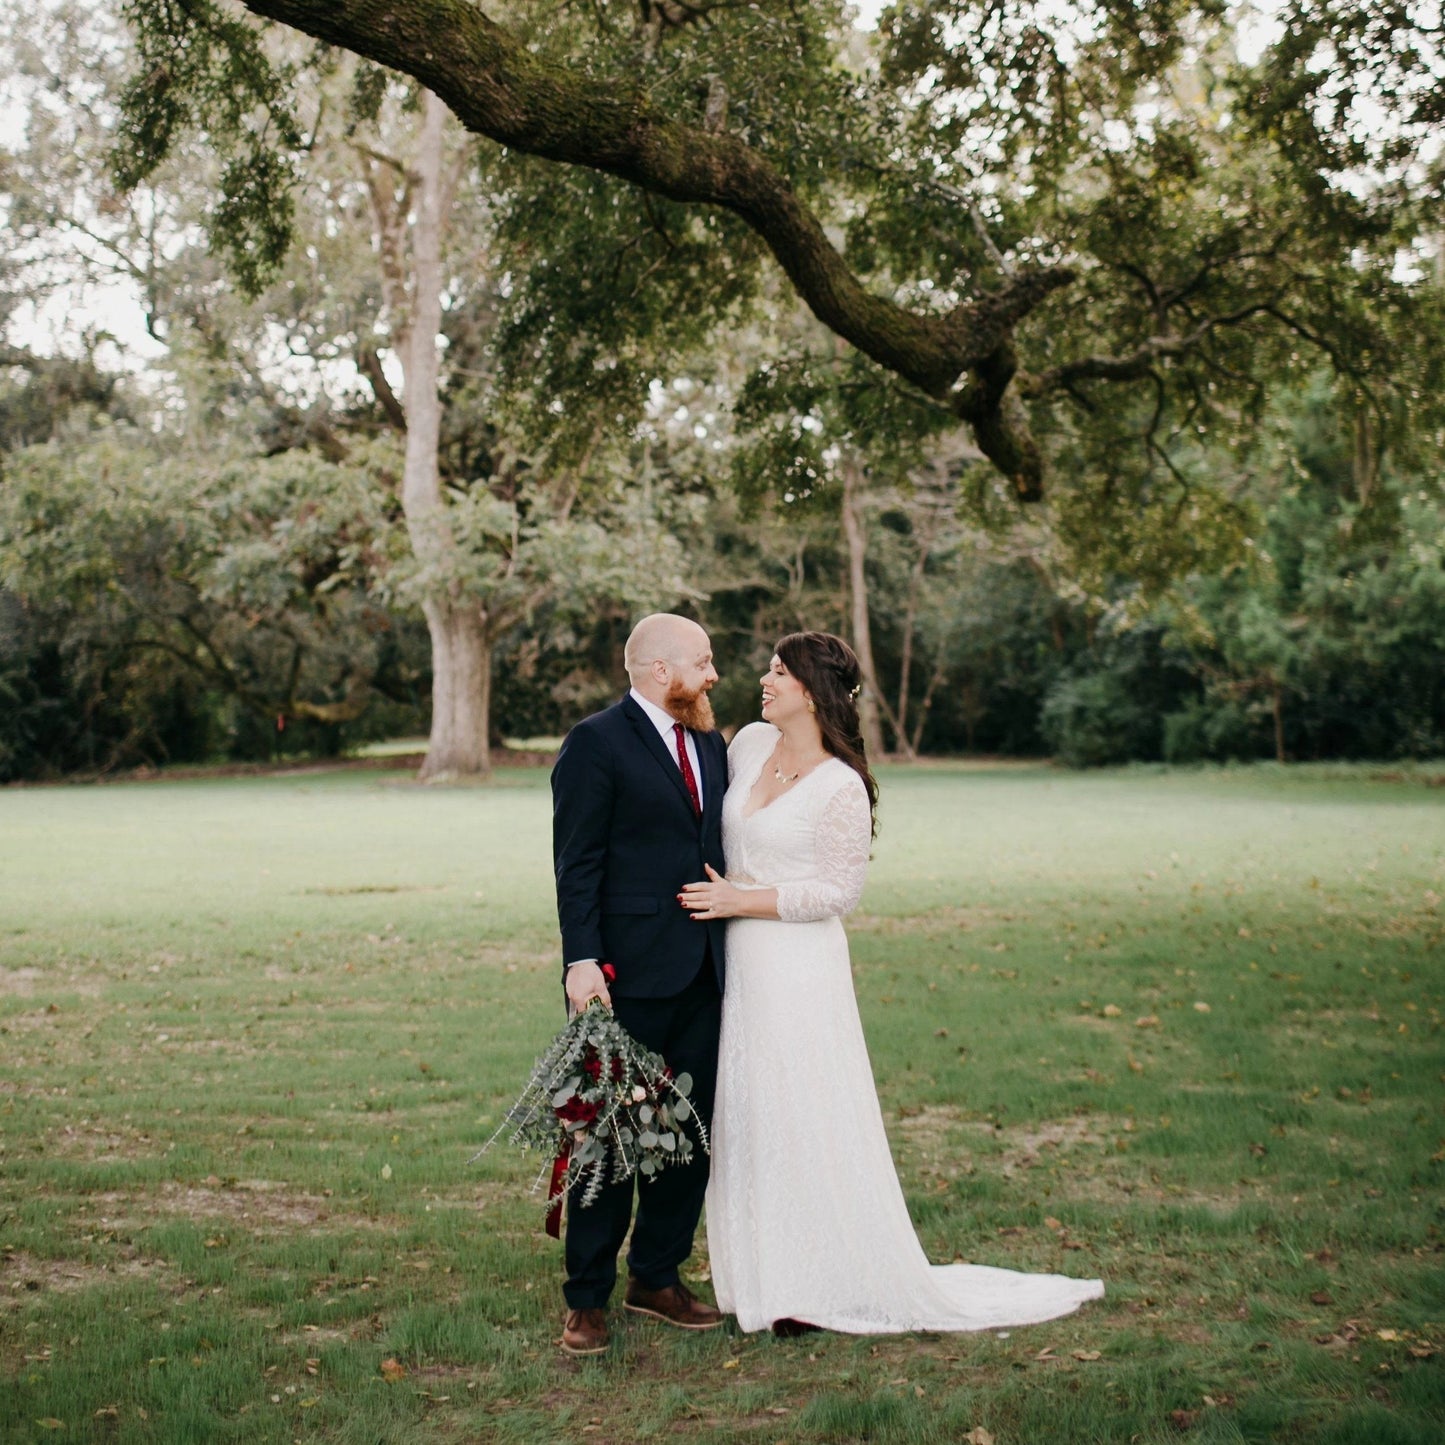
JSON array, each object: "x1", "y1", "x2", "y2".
[{"x1": 545, "y1": 962, "x2": 617, "y2": 1239}]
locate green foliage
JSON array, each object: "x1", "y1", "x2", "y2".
[
  {"x1": 107, "y1": 0, "x2": 1443, "y2": 556},
  {"x1": 116, "y1": 0, "x2": 304, "y2": 295},
  {"x1": 0, "y1": 354, "x2": 129, "y2": 452},
  {"x1": 1039, "y1": 629, "x2": 1190, "y2": 767},
  {"x1": 0, "y1": 417, "x2": 425, "y2": 778}
]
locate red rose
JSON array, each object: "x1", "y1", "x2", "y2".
[
  {"x1": 557, "y1": 1097, "x2": 599, "y2": 1126},
  {"x1": 582, "y1": 1050, "x2": 602, "y2": 1081},
  {"x1": 610, "y1": 1056, "x2": 624, "y2": 1083}
]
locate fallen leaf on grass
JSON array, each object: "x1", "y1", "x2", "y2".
[
  {"x1": 1202, "y1": 1394, "x2": 1236, "y2": 1408},
  {"x1": 94, "y1": 1407, "x2": 119, "y2": 1420},
  {"x1": 35, "y1": 1421, "x2": 63, "y2": 1432},
  {"x1": 964, "y1": 1429, "x2": 995, "y2": 1445},
  {"x1": 1169, "y1": 1408, "x2": 1200, "y2": 1430},
  {"x1": 1102, "y1": 1004, "x2": 1122, "y2": 1018},
  {"x1": 1072, "y1": 1349, "x2": 1102, "y2": 1361},
  {"x1": 722, "y1": 1359, "x2": 739, "y2": 1370},
  {"x1": 1409, "y1": 1343, "x2": 1438, "y2": 1359},
  {"x1": 379, "y1": 1358, "x2": 406, "y2": 1382},
  {"x1": 1193, "y1": 1001, "x2": 1211, "y2": 1013},
  {"x1": 1135, "y1": 1015, "x2": 1160, "y2": 1029},
  {"x1": 1310, "y1": 1291, "x2": 1333, "y2": 1306},
  {"x1": 1376, "y1": 1329, "x2": 1401, "y2": 1342}
]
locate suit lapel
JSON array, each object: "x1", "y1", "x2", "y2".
[
  {"x1": 621, "y1": 694, "x2": 699, "y2": 819},
  {"x1": 697, "y1": 729, "x2": 723, "y2": 834}
]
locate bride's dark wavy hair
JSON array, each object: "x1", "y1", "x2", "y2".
[{"x1": 775, "y1": 631, "x2": 879, "y2": 837}]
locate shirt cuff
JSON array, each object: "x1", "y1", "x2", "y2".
[{"x1": 565, "y1": 958, "x2": 599, "y2": 969}]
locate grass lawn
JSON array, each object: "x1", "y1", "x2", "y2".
[{"x1": 1, "y1": 760, "x2": 1442, "y2": 1444}]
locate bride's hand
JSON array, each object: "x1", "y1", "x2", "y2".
[{"x1": 679, "y1": 864, "x2": 743, "y2": 920}]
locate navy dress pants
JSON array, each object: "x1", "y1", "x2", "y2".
[{"x1": 562, "y1": 959, "x2": 721, "y2": 1309}]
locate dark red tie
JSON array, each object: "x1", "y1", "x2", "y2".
[{"x1": 673, "y1": 723, "x2": 702, "y2": 816}]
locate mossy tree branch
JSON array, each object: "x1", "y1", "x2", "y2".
[{"x1": 208, "y1": 0, "x2": 1068, "y2": 496}]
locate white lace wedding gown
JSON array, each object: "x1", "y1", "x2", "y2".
[{"x1": 705, "y1": 722, "x2": 1105, "y2": 1333}]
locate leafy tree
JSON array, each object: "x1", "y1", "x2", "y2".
[
  {"x1": 0, "y1": 417, "x2": 424, "y2": 776},
  {"x1": 110, "y1": 0, "x2": 1441, "y2": 542}
]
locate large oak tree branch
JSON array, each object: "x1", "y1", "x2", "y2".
[{"x1": 230, "y1": 0, "x2": 1069, "y2": 489}]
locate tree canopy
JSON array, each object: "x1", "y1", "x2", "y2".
[{"x1": 112, "y1": 0, "x2": 1442, "y2": 529}]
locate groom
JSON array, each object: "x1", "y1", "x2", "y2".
[{"x1": 550, "y1": 613, "x2": 729, "y2": 1355}]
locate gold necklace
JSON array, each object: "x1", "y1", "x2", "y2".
[{"x1": 772, "y1": 744, "x2": 801, "y2": 784}]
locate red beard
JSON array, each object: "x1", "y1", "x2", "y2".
[{"x1": 664, "y1": 679, "x2": 716, "y2": 732}]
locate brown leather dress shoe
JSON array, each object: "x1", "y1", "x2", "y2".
[
  {"x1": 561, "y1": 1307, "x2": 609, "y2": 1355},
  {"x1": 623, "y1": 1278, "x2": 725, "y2": 1330}
]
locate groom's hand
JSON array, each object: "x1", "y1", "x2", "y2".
[{"x1": 565, "y1": 960, "x2": 612, "y2": 1015}]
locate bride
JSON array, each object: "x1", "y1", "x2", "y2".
[{"x1": 679, "y1": 631, "x2": 1104, "y2": 1334}]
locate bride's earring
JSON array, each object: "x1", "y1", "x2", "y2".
[{"x1": 807, "y1": 700, "x2": 816, "y2": 713}]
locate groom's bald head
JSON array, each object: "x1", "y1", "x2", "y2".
[
  {"x1": 625, "y1": 614, "x2": 717, "y2": 729},
  {"x1": 625, "y1": 614, "x2": 710, "y2": 684}
]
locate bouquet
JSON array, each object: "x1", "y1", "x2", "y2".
[{"x1": 474, "y1": 975, "x2": 710, "y2": 1237}]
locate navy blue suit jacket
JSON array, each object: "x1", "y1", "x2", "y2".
[{"x1": 552, "y1": 695, "x2": 728, "y2": 998}]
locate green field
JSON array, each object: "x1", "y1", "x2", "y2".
[{"x1": 1, "y1": 761, "x2": 1442, "y2": 1444}]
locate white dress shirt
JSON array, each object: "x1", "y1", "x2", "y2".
[
  {"x1": 565, "y1": 690, "x2": 705, "y2": 971},
  {"x1": 628, "y1": 688, "x2": 705, "y2": 811}
]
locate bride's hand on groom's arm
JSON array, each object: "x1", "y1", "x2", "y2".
[{"x1": 679, "y1": 865, "x2": 779, "y2": 921}]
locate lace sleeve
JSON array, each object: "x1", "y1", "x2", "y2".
[{"x1": 775, "y1": 774, "x2": 871, "y2": 922}]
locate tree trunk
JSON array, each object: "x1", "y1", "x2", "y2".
[
  {"x1": 1271, "y1": 683, "x2": 1286, "y2": 764},
  {"x1": 1352, "y1": 409, "x2": 1376, "y2": 508},
  {"x1": 893, "y1": 496, "x2": 941, "y2": 760},
  {"x1": 395, "y1": 91, "x2": 492, "y2": 778},
  {"x1": 841, "y1": 460, "x2": 886, "y2": 759},
  {"x1": 421, "y1": 597, "x2": 492, "y2": 778}
]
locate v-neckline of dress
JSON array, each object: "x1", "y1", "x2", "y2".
[{"x1": 740, "y1": 737, "x2": 836, "y2": 821}]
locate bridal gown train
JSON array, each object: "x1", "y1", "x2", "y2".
[{"x1": 705, "y1": 722, "x2": 1105, "y2": 1333}]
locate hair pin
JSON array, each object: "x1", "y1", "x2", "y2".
[{"x1": 849, "y1": 683, "x2": 861, "y2": 699}]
